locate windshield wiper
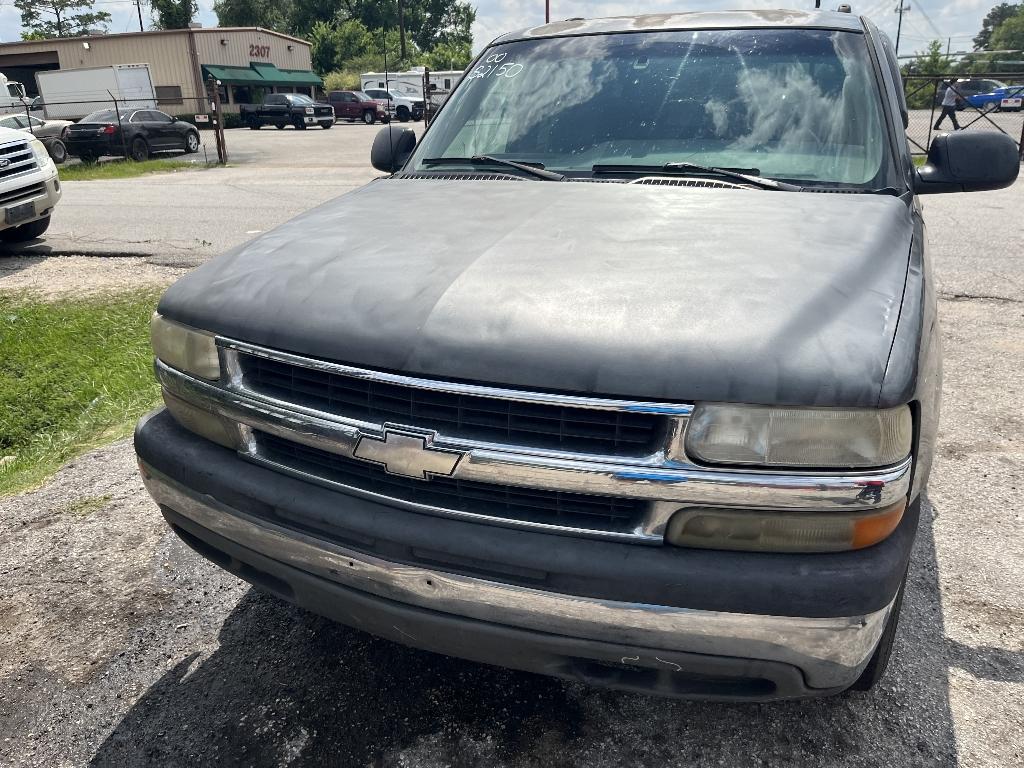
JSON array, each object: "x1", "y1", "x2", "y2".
[
  {"x1": 592, "y1": 162, "x2": 801, "y2": 191},
  {"x1": 422, "y1": 156, "x2": 565, "y2": 181}
]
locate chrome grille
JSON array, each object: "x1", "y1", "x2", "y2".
[
  {"x1": 0, "y1": 141, "x2": 38, "y2": 180},
  {"x1": 257, "y1": 430, "x2": 647, "y2": 533},
  {"x1": 240, "y1": 353, "x2": 665, "y2": 456}
]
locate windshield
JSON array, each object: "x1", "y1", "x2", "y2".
[
  {"x1": 353, "y1": 91, "x2": 371, "y2": 102},
  {"x1": 289, "y1": 94, "x2": 314, "y2": 105},
  {"x1": 411, "y1": 29, "x2": 891, "y2": 186},
  {"x1": 81, "y1": 109, "x2": 118, "y2": 123}
]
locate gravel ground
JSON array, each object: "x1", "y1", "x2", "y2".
[
  {"x1": 0, "y1": 256, "x2": 188, "y2": 299},
  {"x1": 0, "y1": 176, "x2": 1021, "y2": 766}
]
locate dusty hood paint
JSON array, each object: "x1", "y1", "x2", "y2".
[{"x1": 159, "y1": 179, "x2": 913, "y2": 407}]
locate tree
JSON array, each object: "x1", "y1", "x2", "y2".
[
  {"x1": 901, "y1": 41, "x2": 952, "y2": 108},
  {"x1": 15, "y1": 0, "x2": 111, "y2": 38},
  {"x1": 421, "y1": 41, "x2": 472, "y2": 70},
  {"x1": 150, "y1": 0, "x2": 197, "y2": 30},
  {"x1": 309, "y1": 19, "x2": 376, "y2": 74},
  {"x1": 990, "y1": 10, "x2": 1024, "y2": 50},
  {"x1": 213, "y1": 0, "x2": 291, "y2": 31},
  {"x1": 974, "y1": 3, "x2": 1021, "y2": 50}
]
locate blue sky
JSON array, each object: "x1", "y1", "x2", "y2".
[{"x1": 0, "y1": 1, "x2": 998, "y2": 57}]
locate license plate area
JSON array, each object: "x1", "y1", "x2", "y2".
[
  {"x1": 304, "y1": 116, "x2": 315, "y2": 124},
  {"x1": 5, "y1": 201, "x2": 35, "y2": 225}
]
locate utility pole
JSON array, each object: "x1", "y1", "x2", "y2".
[
  {"x1": 895, "y1": 1, "x2": 910, "y2": 58},
  {"x1": 398, "y1": 0, "x2": 406, "y2": 61},
  {"x1": 545, "y1": 1, "x2": 550, "y2": 24},
  {"x1": 135, "y1": 0, "x2": 143, "y2": 32}
]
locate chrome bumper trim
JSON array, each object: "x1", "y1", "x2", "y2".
[
  {"x1": 143, "y1": 465, "x2": 892, "y2": 689},
  {"x1": 157, "y1": 360, "x2": 913, "y2": 543}
]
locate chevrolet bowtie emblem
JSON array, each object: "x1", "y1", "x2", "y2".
[{"x1": 352, "y1": 428, "x2": 463, "y2": 480}]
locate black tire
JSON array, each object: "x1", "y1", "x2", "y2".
[
  {"x1": 397, "y1": 106, "x2": 411, "y2": 122},
  {"x1": 48, "y1": 139, "x2": 68, "y2": 165},
  {"x1": 322, "y1": 121, "x2": 332, "y2": 129},
  {"x1": 292, "y1": 117, "x2": 306, "y2": 130},
  {"x1": 275, "y1": 123, "x2": 285, "y2": 130},
  {"x1": 849, "y1": 571, "x2": 907, "y2": 691},
  {"x1": 184, "y1": 131, "x2": 200, "y2": 153},
  {"x1": 1, "y1": 214, "x2": 51, "y2": 243},
  {"x1": 79, "y1": 152, "x2": 98, "y2": 164},
  {"x1": 248, "y1": 120, "x2": 260, "y2": 130},
  {"x1": 362, "y1": 110, "x2": 376, "y2": 125},
  {"x1": 130, "y1": 137, "x2": 149, "y2": 162}
]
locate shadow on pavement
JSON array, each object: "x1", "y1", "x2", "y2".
[{"x1": 90, "y1": 497, "x2": 1020, "y2": 767}]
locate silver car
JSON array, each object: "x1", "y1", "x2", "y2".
[{"x1": 0, "y1": 113, "x2": 72, "y2": 164}]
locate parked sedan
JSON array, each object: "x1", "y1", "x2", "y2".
[
  {"x1": 0, "y1": 113, "x2": 72, "y2": 163},
  {"x1": 65, "y1": 108, "x2": 200, "y2": 162}
]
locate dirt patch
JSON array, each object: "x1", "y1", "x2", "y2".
[
  {"x1": 0, "y1": 440, "x2": 171, "y2": 685},
  {"x1": 0, "y1": 256, "x2": 187, "y2": 299}
]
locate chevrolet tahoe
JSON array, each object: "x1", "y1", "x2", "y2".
[{"x1": 135, "y1": 10, "x2": 1019, "y2": 701}]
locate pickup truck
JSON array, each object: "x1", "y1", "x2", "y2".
[
  {"x1": 136, "y1": 9, "x2": 1019, "y2": 701},
  {"x1": 241, "y1": 93, "x2": 335, "y2": 130},
  {"x1": 0, "y1": 124, "x2": 61, "y2": 242}
]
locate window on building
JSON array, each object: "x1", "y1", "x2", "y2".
[
  {"x1": 155, "y1": 85, "x2": 183, "y2": 106},
  {"x1": 231, "y1": 86, "x2": 253, "y2": 105},
  {"x1": 444, "y1": 79, "x2": 451, "y2": 89}
]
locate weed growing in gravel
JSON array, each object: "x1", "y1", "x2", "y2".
[
  {"x1": 60, "y1": 494, "x2": 113, "y2": 516},
  {"x1": 0, "y1": 289, "x2": 162, "y2": 495}
]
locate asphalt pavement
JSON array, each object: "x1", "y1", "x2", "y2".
[
  {"x1": 0, "y1": 127, "x2": 1021, "y2": 767},
  {"x1": 0, "y1": 123, "x2": 411, "y2": 264}
]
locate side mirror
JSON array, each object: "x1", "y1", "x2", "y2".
[
  {"x1": 915, "y1": 131, "x2": 1019, "y2": 194},
  {"x1": 370, "y1": 126, "x2": 416, "y2": 173}
]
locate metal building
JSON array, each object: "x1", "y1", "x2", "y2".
[{"x1": 0, "y1": 27, "x2": 320, "y2": 114}]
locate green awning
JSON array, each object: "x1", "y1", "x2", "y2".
[
  {"x1": 201, "y1": 63, "x2": 323, "y2": 87},
  {"x1": 201, "y1": 64, "x2": 265, "y2": 84},
  {"x1": 250, "y1": 62, "x2": 322, "y2": 86}
]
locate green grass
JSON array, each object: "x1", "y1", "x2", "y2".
[
  {"x1": 58, "y1": 158, "x2": 206, "y2": 182},
  {"x1": 0, "y1": 289, "x2": 162, "y2": 495},
  {"x1": 913, "y1": 156, "x2": 928, "y2": 167},
  {"x1": 60, "y1": 493, "x2": 113, "y2": 517}
]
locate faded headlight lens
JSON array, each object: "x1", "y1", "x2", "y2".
[
  {"x1": 684, "y1": 404, "x2": 912, "y2": 468},
  {"x1": 161, "y1": 391, "x2": 241, "y2": 450},
  {"x1": 666, "y1": 502, "x2": 906, "y2": 553},
  {"x1": 29, "y1": 138, "x2": 50, "y2": 164},
  {"x1": 150, "y1": 313, "x2": 220, "y2": 380}
]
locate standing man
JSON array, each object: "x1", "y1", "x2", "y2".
[{"x1": 934, "y1": 80, "x2": 962, "y2": 131}]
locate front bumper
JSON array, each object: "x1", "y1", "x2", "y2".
[
  {"x1": 136, "y1": 409, "x2": 915, "y2": 700},
  {"x1": 1, "y1": 169, "x2": 60, "y2": 230}
]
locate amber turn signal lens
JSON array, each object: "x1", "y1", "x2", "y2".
[{"x1": 666, "y1": 501, "x2": 907, "y2": 553}]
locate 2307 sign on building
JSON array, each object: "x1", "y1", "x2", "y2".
[{"x1": 249, "y1": 44, "x2": 270, "y2": 58}]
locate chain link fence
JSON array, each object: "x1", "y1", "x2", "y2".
[
  {"x1": 902, "y1": 74, "x2": 1024, "y2": 160},
  {"x1": 3, "y1": 91, "x2": 227, "y2": 166}
]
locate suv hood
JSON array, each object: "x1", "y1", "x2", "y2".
[{"x1": 160, "y1": 179, "x2": 913, "y2": 407}]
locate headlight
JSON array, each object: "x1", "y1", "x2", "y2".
[
  {"x1": 666, "y1": 502, "x2": 906, "y2": 553},
  {"x1": 304, "y1": 107, "x2": 315, "y2": 114},
  {"x1": 161, "y1": 391, "x2": 242, "y2": 450},
  {"x1": 150, "y1": 313, "x2": 220, "y2": 380},
  {"x1": 684, "y1": 404, "x2": 912, "y2": 468},
  {"x1": 29, "y1": 138, "x2": 50, "y2": 164}
]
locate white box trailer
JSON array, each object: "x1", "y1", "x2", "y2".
[{"x1": 35, "y1": 64, "x2": 157, "y2": 121}]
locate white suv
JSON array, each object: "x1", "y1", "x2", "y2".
[
  {"x1": 363, "y1": 89, "x2": 424, "y2": 122},
  {"x1": 0, "y1": 125, "x2": 60, "y2": 243}
]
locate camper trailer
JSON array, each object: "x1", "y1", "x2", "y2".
[{"x1": 360, "y1": 67, "x2": 463, "y2": 100}]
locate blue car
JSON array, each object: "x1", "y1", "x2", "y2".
[{"x1": 966, "y1": 82, "x2": 1024, "y2": 112}]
